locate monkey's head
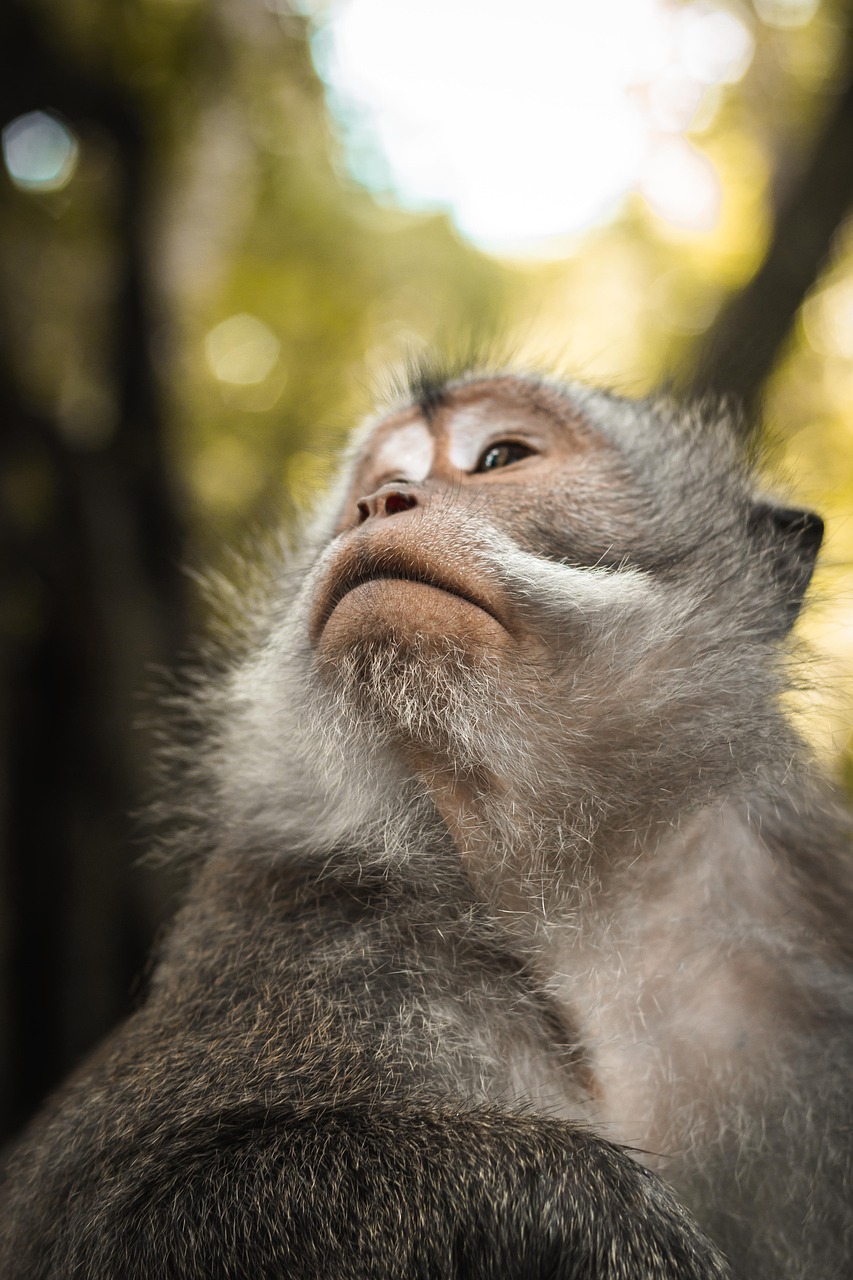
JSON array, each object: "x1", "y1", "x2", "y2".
[
  {"x1": 215, "y1": 370, "x2": 823, "y2": 871},
  {"x1": 307, "y1": 372, "x2": 818, "y2": 735}
]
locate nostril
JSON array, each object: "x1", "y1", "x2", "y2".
[
  {"x1": 383, "y1": 492, "x2": 417, "y2": 516},
  {"x1": 356, "y1": 489, "x2": 417, "y2": 523}
]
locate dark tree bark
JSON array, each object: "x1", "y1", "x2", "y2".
[
  {"x1": 690, "y1": 23, "x2": 853, "y2": 416},
  {"x1": 0, "y1": 0, "x2": 188, "y2": 1141}
]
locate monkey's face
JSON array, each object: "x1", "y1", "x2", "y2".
[
  {"x1": 310, "y1": 378, "x2": 630, "y2": 667},
  {"x1": 305, "y1": 377, "x2": 649, "y2": 770}
]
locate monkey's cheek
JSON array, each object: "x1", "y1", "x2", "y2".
[{"x1": 315, "y1": 579, "x2": 512, "y2": 659}]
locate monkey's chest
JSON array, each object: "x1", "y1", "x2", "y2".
[{"x1": 524, "y1": 941, "x2": 773, "y2": 1158}]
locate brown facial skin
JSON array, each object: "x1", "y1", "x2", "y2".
[{"x1": 311, "y1": 377, "x2": 629, "y2": 667}]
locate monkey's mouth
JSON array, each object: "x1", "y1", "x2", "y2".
[{"x1": 310, "y1": 545, "x2": 503, "y2": 644}]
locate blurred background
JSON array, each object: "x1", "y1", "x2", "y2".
[{"x1": 1, "y1": 0, "x2": 852, "y2": 1144}]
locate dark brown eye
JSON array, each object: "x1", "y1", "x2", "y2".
[{"x1": 475, "y1": 442, "x2": 534, "y2": 472}]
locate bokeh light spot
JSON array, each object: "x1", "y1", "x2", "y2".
[
  {"x1": 803, "y1": 281, "x2": 853, "y2": 358},
  {"x1": 753, "y1": 0, "x2": 820, "y2": 29},
  {"x1": 678, "y1": 7, "x2": 754, "y2": 86},
  {"x1": 641, "y1": 138, "x2": 722, "y2": 231},
  {"x1": 2, "y1": 111, "x2": 80, "y2": 193},
  {"x1": 205, "y1": 314, "x2": 281, "y2": 385},
  {"x1": 193, "y1": 436, "x2": 264, "y2": 513}
]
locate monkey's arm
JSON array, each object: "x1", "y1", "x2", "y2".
[{"x1": 0, "y1": 1099, "x2": 730, "y2": 1280}]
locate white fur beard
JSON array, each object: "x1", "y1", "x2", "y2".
[{"x1": 314, "y1": 633, "x2": 522, "y2": 775}]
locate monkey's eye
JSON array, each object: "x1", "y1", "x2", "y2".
[{"x1": 475, "y1": 441, "x2": 535, "y2": 472}]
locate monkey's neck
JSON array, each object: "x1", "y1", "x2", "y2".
[
  {"x1": 413, "y1": 760, "x2": 554, "y2": 928},
  {"x1": 419, "y1": 755, "x2": 809, "y2": 950}
]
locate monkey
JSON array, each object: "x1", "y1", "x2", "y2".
[{"x1": 1, "y1": 365, "x2": 852, "y2": 1279}]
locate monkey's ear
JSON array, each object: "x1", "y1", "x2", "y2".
[{"x1": 748, "y1": 502, "x2": 824, "y2": 635}]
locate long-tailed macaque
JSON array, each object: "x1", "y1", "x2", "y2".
[{"x1": 1, "y1": 368, "x2": 851, "y2": 1279}]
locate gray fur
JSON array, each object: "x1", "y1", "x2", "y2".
[{"x1": 1, "y1": 372, "x2": 850, "y2": 1278}]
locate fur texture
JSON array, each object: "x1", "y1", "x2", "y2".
[{"x1": 1, "y1": 371, "x2": 851, "y2": 1278}]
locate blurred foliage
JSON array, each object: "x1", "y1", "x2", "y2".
[{"x1": 0, "y1": 0, "x2": 514, "y2": 572}]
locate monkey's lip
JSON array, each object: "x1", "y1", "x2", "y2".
[{"x1": 310, "y1": 543, "x2": 505, "y2": 644}]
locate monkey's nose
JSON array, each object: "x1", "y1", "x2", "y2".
[{"x1": 356, "y1": 488, "x2": 418, "y2": 524}]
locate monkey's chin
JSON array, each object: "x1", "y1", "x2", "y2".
[{"x1": 315, "y1": 578, "x2": 511, "y2": 659}]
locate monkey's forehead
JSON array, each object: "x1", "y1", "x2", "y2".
[
  {"x1": 362, "y1": 376, "x2": 594, "y2": 452},
  {"x1": 379, "y1": 374, "x2": 587, "y2": 433},
  {"x1": 343, "y1": 377, "x2": 599, "y2": 488}
]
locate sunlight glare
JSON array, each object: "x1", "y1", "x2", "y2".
[{"x1": 313, "y1": 0, "x2": 753, "y2": 251}]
